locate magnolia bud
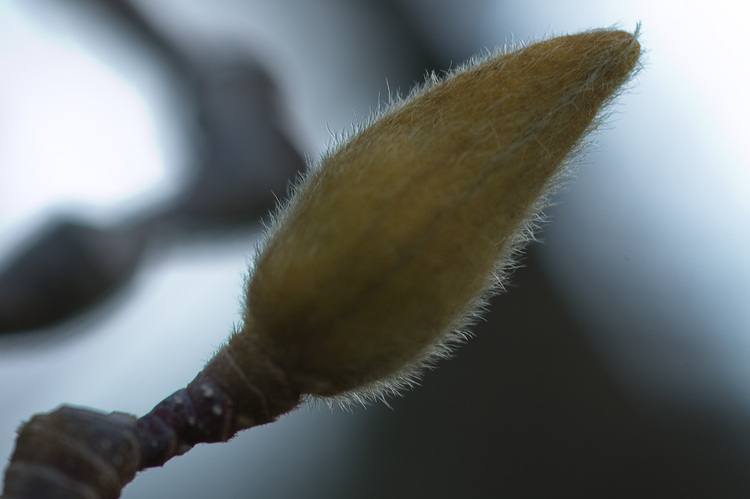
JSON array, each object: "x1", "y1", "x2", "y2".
[{"x1": 238, "y1": 29, "x2": 641, "y2": 397}]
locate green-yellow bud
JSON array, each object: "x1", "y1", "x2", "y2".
[{"x1": 237, "y1": 29, "x2": 641, "y2": 398}]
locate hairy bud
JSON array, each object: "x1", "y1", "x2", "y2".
[{"x1": 240, "y1": 29, "x2": 642, "y2": 398}]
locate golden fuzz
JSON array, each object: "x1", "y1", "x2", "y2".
[{"x1": 235, "y1": 29, "x2": 641, "y2": 399}]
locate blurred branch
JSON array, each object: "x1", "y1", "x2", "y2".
[{"x1": 0, "y1": 0, "x2": 306, "y2": 334}]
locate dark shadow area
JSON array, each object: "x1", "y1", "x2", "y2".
[{"x1": 348, "y1": 250, "x2": 750, "y2": 498}]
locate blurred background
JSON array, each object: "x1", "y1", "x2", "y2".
[{"x1": 1, "y1": 0, "x2": 749, "y2": 497}]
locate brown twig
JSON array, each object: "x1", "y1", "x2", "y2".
[{"x1": 3, "y1": 338, "x2": 301, "y2": 499}]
